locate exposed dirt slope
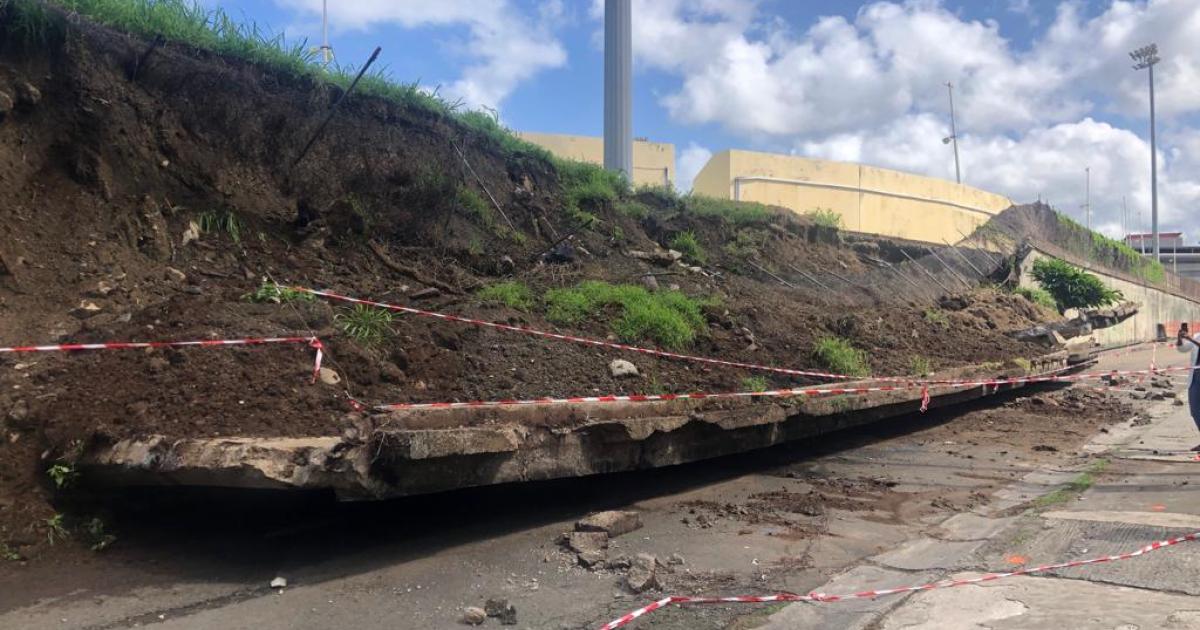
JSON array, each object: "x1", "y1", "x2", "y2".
[{"x1": 0, "y1": 11, "x2": 1057, "y2": 559}]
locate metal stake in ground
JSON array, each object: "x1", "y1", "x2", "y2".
[
  {"x1": 941, "y1": 239, "x2": 989, "y2": 279},
  {"x1": 290, "y1": 46, "x2": 382, "y2": 170},
  {"x1": 900, "y1": 249, "x2": 954, "y2": 295},
  {"x1": 926, "y1": 247, "x2": 973, "y2": 289}
]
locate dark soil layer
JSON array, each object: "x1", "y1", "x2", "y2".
[{"x1": 0, "y1": 14, "x2": 1056, "y2": 559}]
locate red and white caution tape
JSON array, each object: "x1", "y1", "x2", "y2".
[
  {"x1": 294, "y1": 287, "x2": 1194, "y2": 389},
  {"x1": 0, "y1": 336, "x2": 325, "y2": 383},
  {"x1": 294, "y1": 287, "x2": 925, "y2": 384},
  {"x1": 598, "y1": 530, "x2": 1200, "y2": 629}
]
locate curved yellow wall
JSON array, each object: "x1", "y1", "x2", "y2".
[
  {"x1": 692, "y1": 150, "x2": 1013, "y2": 245},
  {"x1": 516, "y1": 131, "x2": 675, "y2": 188}
]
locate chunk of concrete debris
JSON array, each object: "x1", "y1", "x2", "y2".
[
  {"x1": 164, "y1": 267, "x2": 187, "y2": 283},
  {"x1": 666, "y1": 553, "x2": 686, "y2": 566},
  {"x1": 71, "y1": 300, "x2": 103, "y2": 319},
  {"x1": 567, "y1": 531, "x2": 609, "y2": 554},
  {"x1": 485, "y1": 598, "x2": 518, "y2": 625},
  {"x1": 577, "y1": 549, "x2": 606, "y2": 568},
  {"x1": 270, "y1": 576, "x2": 287, "y2": 589},
  {"x1": 0, "y1": 91, "x2": 12, "y2": 116},
  {"x1": 461, "y1": 606, "x2": 486, "y2": 625},
  {"x1": 16, "y1": 82, "x2": 41, "y2": 107},
  {"x1": 317, "y1": 368, "x2": 342, "y2": 386},
  {"x1": 604, "y1": 554, "x2": 632, "y2": 570},
  {"x1": 181, "y1": 221, "x2": 201, "y2": 246},
  {"x1": 576, "y1": 510, "x2": 643, "y2": 537},
  {"x1": 639, "y1": 274, "x2": 659, "y2": 291},
  {"x1": 609, "y1": 359, "x2": 639, "y2": 378},
  {"x1": 625, "y1": 554, "x2": 660, "y2": 593}
]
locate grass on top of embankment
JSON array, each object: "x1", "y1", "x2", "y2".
[{"x1": 2, "y1": 0, "x2": 554, "y2": 165}]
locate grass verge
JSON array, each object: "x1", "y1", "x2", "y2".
[{"x1": 477, "y1": 281, "x2": 534, "y2": 311}]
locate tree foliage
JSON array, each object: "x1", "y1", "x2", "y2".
[{"x1": 1030, "y1": 258, "x2": 1122, "y2": 312}]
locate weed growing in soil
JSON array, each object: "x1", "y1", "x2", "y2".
[
  {"x1": 806, "y1": 208, "x2": 842, "y2": 229},
  {"x1": 812, "y1": 337, "x2": 870, "y2": 377},
  {"x1": 82, "y1": 517, "x2": 117, "y2": 552},
  {"x1": 908, "y1": 355, "x2": 932, "y2": 377},
  {"x1": 544, "y1": 281, "x2": 711, "y2": 349},
  {"x1": 1, "y1": 542, "x2": 21, "y2": 562},
  {"x1": 198, "y1": 209, "x2": 243, "y2": 243},
  {"x1": 684, "y1": 195, "x2": 773, "y2": 226},
  {"x1": 615, "y1": 200, "x2": 649, "y2": 219},
  {"x1": 1012, "y1": 286, "x2": 1058, "y2": 311},
  {"x1": 1012, "y1": 357, "x2": 1033, "y2": 371},
  {"x1": 741, "y1": 376, "x2": 769, "y2": 392},
  {"x1": 335, "y1": 305, "x2": 394, "y2": 346},
  {"x1": 669, "y1": 231, "x2": 706, "y2": 264},
  {"x1": 923, "y1": 308, "x2": 949, "y2": 327},
  {"x1": 1034, "y1": 459, "x2": 1108, "y2": 508},
  {"x1": 243, "y1": 281, "x2": 314, "y2": 304},
  {"x1": 46, "y1": 463, "x2": 79, "y2": 489},
  {"x1": 477, "y1": 281, "x2": 534, "y2": 311},
  {"x1": 1030, "y1": 258, "x2": 1122, "y2": 312},
  {"x1": 723, "y1": 228, "x2": 767, "y2": 260},
  {"x1": 45, "y1": 514, "x2": 68, "y2": 546},
  {"x1": 457, "y1": 186, "x2": 493, "y2": 229},
  {"x1": 556, "y1": 158, "x2": 628, "y2": 227}
]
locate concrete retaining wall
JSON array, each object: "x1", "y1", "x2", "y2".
[
  {"x1": 1019, "y1": 248, "x2": 1200, "y2": 346},
  {"x1": 691, "y1": 149, "x2": 1012, "y2": 245}
]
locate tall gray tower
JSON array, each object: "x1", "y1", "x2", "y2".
[{"x1": 603, "y1": 0, "x2": 632, "y2": 178}]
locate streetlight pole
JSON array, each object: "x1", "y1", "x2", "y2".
[
  {"x1": 1084, "y1": 166, "x2": 1091, "y2": 230},
  {"x1": 603, "y1": 0, "x2": 633, "y2": 179},
  {"x1": 1130, "y1": 44, "x2": 1160, "y2": 260},
  {"x1": 943, "y1": 81, "x2": 961, "y2": 184}
]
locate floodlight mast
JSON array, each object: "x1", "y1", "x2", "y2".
[{"x1": 1130, "y1": 43, "x2": 1160, "y2": 260}]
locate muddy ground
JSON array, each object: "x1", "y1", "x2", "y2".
[{"x1": 0, "y1": 8, "x2": 1070, "y2": 561}]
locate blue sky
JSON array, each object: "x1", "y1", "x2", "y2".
[{"x1": 211, "y1": 1, "x2": 1200, "y2": 242}]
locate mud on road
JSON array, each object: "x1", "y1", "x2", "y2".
[{"x1": 0, "y1": 380, "x2": 1135, "y2": 629}]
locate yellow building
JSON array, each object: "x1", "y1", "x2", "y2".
[
  {"x1": 692, "y1": 149, "x2": 1013, "y2": 245},
  {"x1": 516, "y1": 131, "x2": 675, "y2": 188}
]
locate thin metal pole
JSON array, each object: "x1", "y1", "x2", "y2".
[
  {"x1": 947, "y1": 81, "x2": 961, "y2": 184},
  {"x1": 1149, "y1": 62, "x2": 1159, "y2": 260},
  {"x1": 603, "y1": 0, "x2": 633, "y2": 178},
  {"x1": 900, "y1": 249, "x2": 954, "y2": 294},
  {"x1": 942, "y1": 240, "x2": 988, "y2": 278},
  {"x1": 926, "y1": 247, "x2": 973, "y2": 289},
  {"x1": 1084, "y1": 166, "x2": 1090, "y2": 230}
]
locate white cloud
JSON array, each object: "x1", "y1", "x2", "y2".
[
  {"x1": 676, "y1": 142, "x2": 714, "y2": 192},
  {"x1": 273, "y1": 0, "x2": 566, "y2": 110},
  {"x1": 617, "y1": 0, "x2": 1200, "y2": 242}
]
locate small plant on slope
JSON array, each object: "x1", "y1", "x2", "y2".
[
  {"x1": 335, "y1": 305, "x2": 394, "y2": 346},
  {"x1": 812, "y1": 337, "x2": 870, "y2": 377},
  {"x1": 477, "y1": 281, "x2": 535, "y2": 311},
  {"x1": 243, "y1": 281, "x2": 314, "y2": 304},
  {"x1": 669, "y1": 231, "x2": 706, "y2": 264}
]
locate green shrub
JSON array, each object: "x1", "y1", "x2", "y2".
[
  {"x1": 543, "y1": 281, "x2": 710, "y2": 349},
  {"x1": 1030, "y1": 258, "x2": 1122, "y2": 311},
  {"x1": 908, "y1": 355, "x2": 932, "y2": 377},
  {"x1": 477, "y1": 281, "x2": 534, "y2": 311},
  {"x1": 669, "y1": 231, "x2": 706, "y2": 264},
  {"x1": 1054, "y1": 212, "x2": 1165, "y2": 283},
  {"x1": 243, "y1": 281, "x2": 314, "y2": 304},
  {"x1": 742, "y1": 375, "x2": 769, "y2": 392},
  {"x1": 46, "y1": 463, "x2": 79, "y2": 489},
  {"x1": 923, "y1": 308, "x2": 949, "y2": 327},
  {"x1": 812, "y1": 337, "x2": 870, "y2": 377},
  {"x1": 683, "y1": 195, "x2": 773, "y2": 225},
  {"x1": 334, "y1": 304, "x2": 394, "y2": 346},
  {"x1": 1012, "y1": 286, "x2": 1058, "y2": 311},
  {"x1": 806, "y1": 208, "x2": 842, "y2": 229}
]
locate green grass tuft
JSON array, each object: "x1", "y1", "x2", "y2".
[
  {"x1": 543, "y1": 281, "x2": 711, "y2": 350},
  {"x1": 806, "y1": 208, "x2": 842, "y2": 229},
  {"x1": 923, "y1": 308, "x2": 949, "y2": 327},
  {"x1": 1012, "y1": 286, "x2": 1058, "y2": 311},
  {"x1": 242, "y1": 281, "x2": 314, "y2": 304},
  {"x1": 812, "y1": 336, "x2": 870, "y2": 377},
  {"x1": 669, "y1": 231, "x2": 706, "y2": 264},
  {"x1": 908, "y1": 355, "x2": 932, "y2": 377},
  {"x1": 198, "y1": 209, "x2": 243, "y2": 243},
  {"x1": 741, "y1": 375, "x2": 769, "y2": 392},
  {"x1": 1034, "y1": 459, "x2": 1108, "y2": 508},
  {"x1": 334, "y1": 304, "x2": 394, "y2": 346},
  {"x1": 477, "y1": 281, "x2": 534, "y2": 311}
]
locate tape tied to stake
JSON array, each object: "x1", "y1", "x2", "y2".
[
  {"x1": 597, "y1": 530, "x2": 1200, "y2": 629},
  {"x1": 0, "y1": 335, "x2": 325, "y2": 380}
]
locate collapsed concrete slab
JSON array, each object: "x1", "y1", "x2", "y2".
[{"x1": 81, "y1": 353, "x2": 1078, "y2": 500}]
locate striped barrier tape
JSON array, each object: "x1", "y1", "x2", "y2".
[
  {"x1": 598, "y1": 530, "x2": 1200, "y2": 629},
  {"x1": 1, "y1": 336, "x2": 325, "y2": 383},
  {"x1": 294, "y1": 287, "x2": 1193, "y2": 389}
]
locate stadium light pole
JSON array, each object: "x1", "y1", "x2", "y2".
[
  {"x1": 942, "y1": 81, "x2": 961, "y2": 184},
  {"x1": 604, "y1": 0, "x2": 633, "y2": 179},
  {"x1": 1130, "y1": 43, "x2": 1160, "y2": 260}
]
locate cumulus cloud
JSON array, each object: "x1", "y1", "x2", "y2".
[
  {"x1": 615, "y1": 0, "x2": 1200, "y2": 241},
  {"x1": 274, "y1": 0, "x2": 566, "y2": 110},
  {"x1": 676, "y1": 142, "x2": 714, "y2": 192}
]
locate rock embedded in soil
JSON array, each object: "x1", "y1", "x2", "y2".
[
  {"x1": 462, "y1": 607, "x2": 486, "y2": 625},
  {"x1": 15, "y1": 82, "x2": 41, "y2": 107},
  {"x1": 608, "y1": 360, "x2": 639, "y2": 378},
  {"x1": 576, "y1": 510, "x2": 643, "y2": 537},
  {"x1": 317, "y1": 368, "x2": 342, "y2": 386},
  {"x1": 485, "y1": 598, "x2": 517, "y2": 625},
  {"x1": 0, "y1": 90, "x2": 12, "y2": 116}
]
